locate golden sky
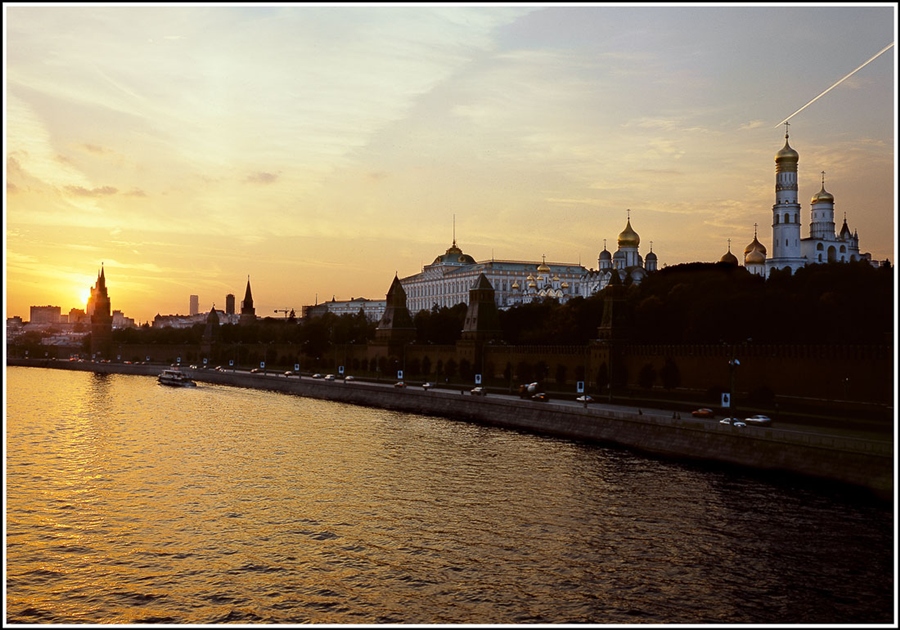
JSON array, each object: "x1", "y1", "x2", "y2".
[{"x1": 4, "y1": 3, "x2": 897, "y2": 324}]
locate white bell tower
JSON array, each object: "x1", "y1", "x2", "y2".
[{"x1": 767, "y1": 122, "x2": 805, "y2": 274}]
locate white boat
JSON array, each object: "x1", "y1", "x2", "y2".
[{"x1": 158, "y1": 368, "x2": 196, "y2": 387}]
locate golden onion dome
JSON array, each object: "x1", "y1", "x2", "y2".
[
  {"x1": 720, "y1": 249, "x2": 739, "y2": 265},
  {"x1": 561, "y1": 281, "x2": 569, "y2": 289},
  {"x1": 536, "y1": 275, "x2": 544, "y2": 283},
  {"x1": 775, "y1": 135, "x2": 799, "y2": 165},
  {"x1": 511, "y1": 281, "x2": 520, "y2": 290},
  {"x1": 745, "y1": 248, "x2": 766, "y2": 265},
  {"x1": 743, "y1": 236, "x2": 767, "y2": 257},
  {"x1": 526, "y1": 274, "x2": 535, "y2": 281},
  {"x1": 617, "y1": 218, "x2": 640, "y2": 248},
  {"x1": 528, "y1": 281, "x2": 537, "y2": 289},
  {"x1": 537, "y1": 261, "x2": 551, "y2": 273},
  {"x1": 810, "y1": 185, "x2": 834, "y2": 205}
]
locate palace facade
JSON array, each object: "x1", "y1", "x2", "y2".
[{"x1": 400, "y1": 213, "x2": 658, "y2": 314}]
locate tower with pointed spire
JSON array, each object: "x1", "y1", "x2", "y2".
[
  {"x1": 369, "y1": 274, "x2": 417, "y2": 372},
  {"x1": 374, "y1": 274, "x2": 416, "y2": 344},
  {"x1": 239, "y1": 276, "x2": 257, "y2": 325},
  {"x1": 89, "y1": 264, "x2": 113, "y2": 358}
]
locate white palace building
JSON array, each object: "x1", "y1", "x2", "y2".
[{"x1": 400, "y1": 212, "x2": 658, "y2": 314}]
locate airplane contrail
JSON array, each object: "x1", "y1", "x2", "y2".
[{"x1": 776, "y1": 42, "x2": 894, "y2": 127}]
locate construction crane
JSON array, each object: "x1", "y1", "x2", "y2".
[{"x1": 274, "y1": 308, "x2": 296, "y2": 320}]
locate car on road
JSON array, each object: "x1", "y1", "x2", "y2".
[
  {"x1": 744, "y1": 414, "x2": 773, "y2": 426},
  {"x1": 394, "y1": 381, "x2": 406, "y2": 388},
  {"x1": 421, "y1": 382, "x2": 433, "y2": 390},
  {"x1": 692, "y1": 408, "x2": 715, "y2": 418},
  {"x1": 471, "y1": 386, "x2": 486, "y2": 396},
  {"x1": 576, "y1": 395, "x2": 594, "y2": 403},
  {"x1": 324, "y1": 374, "x2": 336, "y2": 381},
  {"x1": 720, "y1": 417, "x2": 746, "y2": 427},
  {"x1": 531, "y1": 392, "x2": 549, "y2": 402},
  {"x1": 250, "y1": 368, "x2": 262, "y2": 373},
  {"x1": 311, "y1": 373, "x2": 323, "y2": 379},
  {"x1": 344, "y1": 375, "x2": 355, "y2": 382},
  {"x1": 283, "y1": 371, "x2": 295, "y2": 376}
]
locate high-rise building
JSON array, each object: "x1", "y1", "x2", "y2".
[
  {"x1": 225, "y1": 293, "x2": 236, "y2": 315},
  {"x1": 190, "y1": 295, "x2": 199, "y2": 316},
  {"x1": 29, "y1": 305, "x2": 61, "y2": 324}
]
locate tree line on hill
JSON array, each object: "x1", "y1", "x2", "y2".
[{"x1": 107, "y1": 259, "x2": 893, "y2": 353}]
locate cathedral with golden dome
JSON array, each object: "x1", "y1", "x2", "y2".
[
  {"x1": 581, "y1": 211, "x2": 658, "y2": 296},
  {"x1": 726, "y1": 124, "x2": 872, "y2": 275},
  {"x1": 399, "y1": 213, "x2": 658, "y2": 314}
]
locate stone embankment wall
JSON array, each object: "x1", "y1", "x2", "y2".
[{"x1": 9, "y1": 359, "x2": 893, "y2": 500}]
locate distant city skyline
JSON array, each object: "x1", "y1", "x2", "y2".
[{"x1": 4, "y1": 3, "x2": 896, "y2": 324}]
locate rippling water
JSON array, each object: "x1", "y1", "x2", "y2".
[{"x1": 5, "y1": 366, "x2": 894, "y2": 624}]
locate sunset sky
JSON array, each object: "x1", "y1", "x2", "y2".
[{"x1": 4, "y1": 3, "x2": 896, "y2": 324}]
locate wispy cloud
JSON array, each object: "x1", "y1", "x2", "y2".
[
  {"x1": 64, "y1": 185, "x2": 118, "y2": 197},
  {"x1": 245, "y1": 172, "x2": 279, "y2": 184}
]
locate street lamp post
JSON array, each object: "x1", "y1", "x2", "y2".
[{"x1": 728, "y1": 356, "x2": 740, "y2": 419}]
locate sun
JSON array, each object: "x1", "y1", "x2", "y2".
[{"x1": 80, "y1": 288, "x2": 91, "y2": 309}]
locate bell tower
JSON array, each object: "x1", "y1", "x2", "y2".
[{"x1": 767, "y1": 122, "x2": 805, "y2": 274}]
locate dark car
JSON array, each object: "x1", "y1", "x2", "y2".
[
  {"x1": 531, "y1": 392, "x2": 549, "y2": 402},
  {"x1": 692, "y1": 408, "x2": 715, "y2": 418}
]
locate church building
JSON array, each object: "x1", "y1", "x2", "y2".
[{"x1": 741, "y1": 124, "x2": 872, "y2": 275}]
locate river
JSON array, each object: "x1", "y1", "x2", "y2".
[{"x1": 5, "y1": 366, "x2": 894, "y2": 624}]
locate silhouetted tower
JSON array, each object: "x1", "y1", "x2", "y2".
[
  {"x1": 375, "y1": 274, "x2": 416, "y2": 344},
  {"x1": 89, "y1": 264, "x2": 113, "y2": 358},
  {"x1": 239, "y1": 276, "x2": 256, "y2": 325},
  {"x1": 458, "y1": 273, "x2": 503, "y2": 379},
  {"x1": 597, "y1": 270, "x2": 627, "y2": 341},
  {"x1": 370, "y1": 274, "x2": 417, "y2": 373},
  {"x1": 461, "y1": 274, "x2": 502, "y2": 343},
  {"x1": 201, "y1": 305, "x2": 220, "y2": 358},
  {"x1": 225, "y1": 293, "x2": 236, "y2": 315}
]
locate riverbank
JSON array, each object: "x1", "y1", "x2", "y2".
[{"x1": 8, "y1": 359, "x2": 894, "y2": 501}]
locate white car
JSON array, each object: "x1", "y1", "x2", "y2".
[
  {"x1": 344, "y1": 375, "x2": 355, "y2": 382},
  {"x1": 324, "y1": 374, "x2": 336, "y2": 381},
  {"x1": 576, "y1": 395, "x2": 594, "y2": 403},
  {"x1": 744, "y1": 414, "x2": 773, "y2": 426},
  {"x1": 720, "y1": 418, "x2": 747, "y2": 427},
  {"x1": 421, "y1": 382, "x2": 433, "y2": 390}
]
